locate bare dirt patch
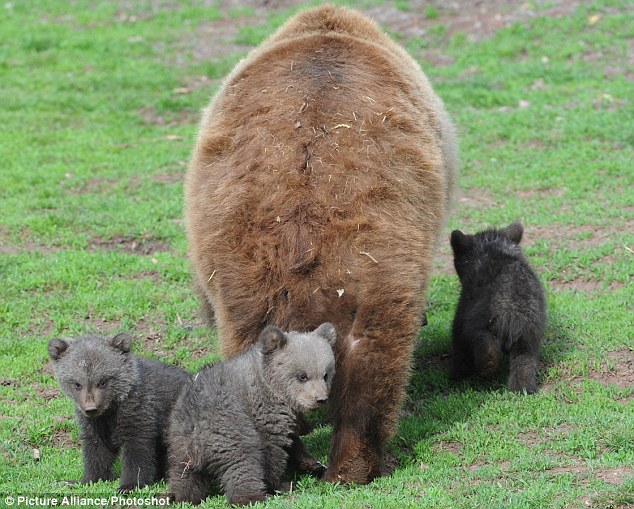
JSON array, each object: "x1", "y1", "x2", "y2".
[
  {"x1": 594, "y1": 467, "x2": 633, "y2": 486},
  {"x1": 514, "y1": 187, "x2": 565, "y2": 200},
  {"x1": 142, "y1": 330, "x2": 171, "y2": 358},
  {"x1": 523, "y1": 220, "x2": 634, "y2": 251},
  {"x1": 151, "y1": 171, "x2": 185, "y2": 185},
  {"x1": 65, "y1": 176, "x2": 118, "y2": 195},
  {"x1": 136, "y1": 314, "x2": 210, "y2": 361},
  {"x1": 588, "y1": 350, "x2": 634, "y2": 390},
  {"x1": 36, "y1": 387, "x2": 60, "y2": 401},
  {"x1": 435, "y1": 441, "x2": 463, "y2": 455},
  {"x1": 542, "y1": 350, "x2": 634, "y2": 395},
  {"x1": 467, "y1": 459, "x2": 511, "y2": 473},
  {"x1": 65, "y1": 167, "x2": 184, "y2": 196},
  {"x1": 39, "y1": 360, "x2": 56, "y2": 378},
  {"x1": 514, "y1": 424, "x2": 574, "y2": 447},
  {"x1": 545, "y1": 462, "x2": 633, "y2": 486},
  {"x1": 90, "y1": 234, "x2": 171, "y2": 255},
  {"x1": 517, "y1": 431, "x2": 540, "y2": 447},
  {"x1": 0, "y1": 226, "x2": 13, "y2": 253},
  {"x1": 186, "y1": 19, "x2": 254, "y2": 65},
  {"x1": 455, "y1": 187, "x2": 496, "y2": 209},
  {"x1": 138, "y1": 106, "x2": 199, "y2": 127},
  {"x1": 0, "y1": 226, "x2": 61, "y2": 255},
  {"x1": 548, "y1": 279, "x2": 602, "y2": 292},
  {"x1": 50, "y1": 428, "x2": 77, "y2": 448},
  {"x1": 217, "y1": 0, "x2": 305, "y2": 14},
  {"x1": 365, "y1": 0, "x2": 582, "y2": 42},
  {"x1": 0, "y1": 243, "x2": 18, "y2": 255}
]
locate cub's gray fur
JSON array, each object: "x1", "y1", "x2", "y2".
[
  {"x1": 167, "y1": 323, "x2": 336, "y2": 506},
  {"x1": 450, "y1": 223, "x2": 546, "y2": 394},
  {"x1": 48, "y1": 333, "x2": 190, "y2": 491}
]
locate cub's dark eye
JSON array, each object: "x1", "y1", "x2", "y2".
[
  {"x1": 324, "y1": 373, "x2": 328, "y2": 382},
  {"x1": 74, "y1": 382, "x2": 82, "y2": 390},
  {"x1": 97, "y1": 379, "x2": 107, "y2": 388},
  {"x1": 297, "y1": 372, "x2": 308, "y2": 382}
]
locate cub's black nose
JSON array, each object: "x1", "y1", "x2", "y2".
[{"x1": 84, "y1": 406, "x2": 99, "y2": 416}]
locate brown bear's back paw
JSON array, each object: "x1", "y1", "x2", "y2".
[{"x1": 324, "y1": 454, "x2": 381, "y2": 485}]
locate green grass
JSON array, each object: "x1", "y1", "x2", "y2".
[{"x1": 1, "y1": 1, "x2": 633, "y2": 508}]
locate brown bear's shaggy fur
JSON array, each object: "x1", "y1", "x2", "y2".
[{"x1": 184, "y1": 5, "x2": 457, "y2": 484}]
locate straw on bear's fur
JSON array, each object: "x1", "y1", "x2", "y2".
[{"x1": 185, "y1": 5, "x2": 457, "y2": 483}]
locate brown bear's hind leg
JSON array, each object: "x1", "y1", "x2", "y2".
[{"x1": 325, "y1": 306, "x2": 418, "y2": 484}]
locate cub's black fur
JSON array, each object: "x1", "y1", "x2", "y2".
[
  {"x1": 450, "y1": 223, "x2": 546, "y2": 393},
  {"x1": 48, "y1": 333, "x2": 190, "y2": 491}
]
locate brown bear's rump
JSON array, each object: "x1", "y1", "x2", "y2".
[{"x1": 187, "y1": 33, "x2": 447, "y2": 355}]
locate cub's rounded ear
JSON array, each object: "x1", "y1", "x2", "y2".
[
  {"x1": 259, "y1": 326, "x2": 287, "y2": 355},
  {"x1": 108, "y1": 332, "x2": 133, "y2": 353},
  {"x1": 48, "y1": 338, "x2": 69, "y2": 360},
  {"x1": 315, "y1": 322, "x2": 337, "y2": 347},
  {"x1": 450, "y1": 230, "x2": 473, "y2": 253},
  {"x1": 503, "y1": 222, "x2": 524, "y2": 244}
]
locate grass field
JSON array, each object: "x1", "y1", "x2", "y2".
[{"x1": 1, "y1": 0, "x2": 632, "y2": 508}]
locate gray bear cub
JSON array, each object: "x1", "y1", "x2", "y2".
[
  {"x1": 48, "y1": 333, "x2": 190, "y2": 492},
  {"x1": 450, "y1": 223, "x2": 546, "y2": 394},
  {"x1": 167, "y1": 323, "x2": 337, "y2": 506}
]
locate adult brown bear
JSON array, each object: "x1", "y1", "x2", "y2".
[{"x1": 185, "y1": 5, "x2": 457, "y2": 484}]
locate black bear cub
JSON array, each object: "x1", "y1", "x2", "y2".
[
  {"x1": 167, "y1": 323, "x2": 336, "y2": 506},
  {"x1": 48, "y1": 333, "x2": 190, "y2": 492},
  {"x1": 450, "y1": 223, "x2": 546, "y2": 394}
]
